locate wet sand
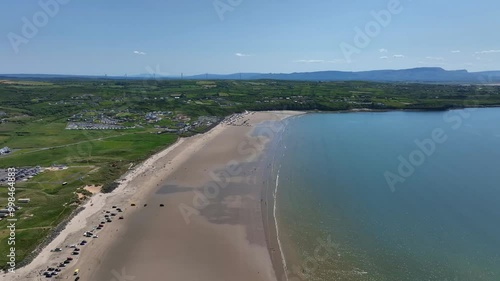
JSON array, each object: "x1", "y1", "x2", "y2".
[{"x1": 3, "y1": 111, "x2": 302, "y2": 281}]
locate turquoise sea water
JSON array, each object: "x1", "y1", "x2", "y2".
[{"x1": 274, "y1": 108, "x2": 500, "y2": 281}]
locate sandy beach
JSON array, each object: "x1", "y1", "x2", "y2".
[{"x1": 2, "y1": 111, "x2": 302, "y2": 281}]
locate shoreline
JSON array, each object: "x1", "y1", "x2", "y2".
[
  {"x1": 273, "y1": 171, "x2": 287, "y2": 281},
  {"x1": 259, "y1": 111, "x2": 306, "y2": 281},
  {"x1": 2, "y1": 110, "x2": 303, "y2": 281},
  {"x1": 303, "y1": 104, "x2": 500, "y2": 114}
]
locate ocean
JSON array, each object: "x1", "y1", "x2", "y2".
[{"x1": 271, "y1": 108, "x2": 500, "y2": 281}]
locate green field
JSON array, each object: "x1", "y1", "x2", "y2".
[{"x1": 0, "y1": 120, "x2": 177, "y2": 268}]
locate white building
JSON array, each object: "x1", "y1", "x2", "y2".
[{"x1": 0, "y1": 147, "x2": 11, "y2": 155}]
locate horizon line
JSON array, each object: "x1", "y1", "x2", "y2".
[{"x1": 1, "y1": 66, "x2": 499, "y2": 78}]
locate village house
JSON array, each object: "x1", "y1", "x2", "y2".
[{"x1": 0, "y1": 146, "x2": 11, "y2": 155}]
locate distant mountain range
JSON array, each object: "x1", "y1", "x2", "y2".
[{"x1": 2, "y1": 68, "x2": 500, "y2": 83}]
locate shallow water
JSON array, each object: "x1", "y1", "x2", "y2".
[{"x1": 274, "y1": 108, "x2": 500, "y2": 281}]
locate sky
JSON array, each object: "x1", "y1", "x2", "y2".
[{"x1": 1, "y1": 0, "x2": 499, "y2": 75}]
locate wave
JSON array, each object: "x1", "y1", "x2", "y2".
[
  {"x1": 274, "y1": 169, "x2": 289, "y2": 281},
  {"x1": 269, "y1": 120, "x2": 290, "y2": 281}
]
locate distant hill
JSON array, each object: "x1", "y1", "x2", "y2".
[
  {"x1": 2, "y1": 68, "x2": 500, "y2": 83},
  {"x1": 184, "y1": 68, "x2": 500, "y2": 83}
]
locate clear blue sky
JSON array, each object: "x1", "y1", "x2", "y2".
[{"x1": 1, "y1": 0, "x2": 499, "y2": 75}]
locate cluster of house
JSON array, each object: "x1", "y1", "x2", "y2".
[
  {"x1": 67, "y1": 110, "x2": 132, "y2": 130},
  {"x1": 156, "y1": 116, "x2": 220, "y2": 135},
  {"x1": 0, "y1": 146, "x2": 11, "y2": 155},
  {"x1": 0, "y1": 201, "x2": 30, "y2": 220},
  {"x1": 0, "y1": 207, "x2": 18, "y2": 219},
  {"x1": 0, "y1": 166, "x2": 41, "y2": 185},
  {"x1": 100, "y1": 116, "x2": 120, "y2": 125},
  {"x1": 145, "y1": 111, "x2": 172, "y2": 123},
  {"x1": 0, "y1": 111, "x2": 6, "y2": 123},
  {"x1": 173, "y1": 113, "x2": 191, "y2": 122},
  {"x1": 201, "y1": 84, "x2": 217, "y2": 89},
  {"x1": 189, "y1": 116, "x2": 219, "y2": 129},
  {"x1": 66, "y1": 122, "x2": 127, "y2": 130},
  {"x1": 253, "y1": 95, "x2": 313, "y2": 105},
  {"x1": 64, "y1": 106, "x2": 221, "y2": 133},
  {"x1": 197, "y1": 115, "x2": 219, "y2": 124}
]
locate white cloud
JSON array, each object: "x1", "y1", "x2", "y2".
[
  {"x1": 294, "y1": 59, "x2": 325, "y2": 63},
  {"x1": 133, "y1": 50, "x2": 146, "y2": 55},
  {"x1": 425, "y1": 56, "x2": 444, "y2": 61},
  {"x1": 379, "y1": 48, "x2": 388, "y2": 53},
  {"x1": 380, "y1": 56, "x2": 389, "y2": 59},
  {"x1": 235, "y1": 52, "x2": 251, "y2": 57},
  {"x1": 451, "y1": 50, "x2": 461, "y2": 53},
  {"x1": 393, "y1": 54, "x2": 405, "y2": 58},
  {"x1": 475, "y1": 50, "x2": 500, "y2": 54}
]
